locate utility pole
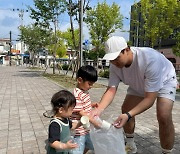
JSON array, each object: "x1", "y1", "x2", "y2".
[
  {"x1": 9, "y1": 31, "x2": 12, "y2": 66},
  {"x1": 12, "y1": 5, "x2": 28, "y2": 65},
  {"x1": 79, "y1": 0, "x2": 83, "y2": 67}
]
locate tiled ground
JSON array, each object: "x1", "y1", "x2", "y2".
[{"x1": 0, "y1": 66, "x2": 179, "y2": 154}]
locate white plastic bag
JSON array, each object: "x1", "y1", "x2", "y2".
[{"x1": 90, "y1": 124, "x2": 126, "y2": 154}]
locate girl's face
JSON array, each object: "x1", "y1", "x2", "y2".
[
  {"x1": 77, "y1": 77, "x2": 95, "y2": 91},
  {"x1": 59, "y1": 106, "x2": 74, "y2": 118}
]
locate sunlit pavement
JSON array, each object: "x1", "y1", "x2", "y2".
[{"x1": 0, "y1": 66, "x2": 180, "y2": 154}]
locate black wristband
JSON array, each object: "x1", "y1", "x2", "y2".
[{"x1": 125, "y1": 112, "x2": 132, "y2": 122}]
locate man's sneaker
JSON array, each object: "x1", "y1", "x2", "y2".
[
  {"x1": 85, "y1": 150, "x2": 95, "y2": 154},
  {"x1": 161, "y1": 149, "x2": 173, "y2": 154},
  {"x1": 125, "y1": 142, "x2": 137, "y2": 154}
]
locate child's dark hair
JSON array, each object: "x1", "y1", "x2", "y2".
[
  {"x1": 77, "y1": 65, "x2": 98, "y2": 82},
  {"x1": 51, "y1": 90, "x2": 76, "y2": 114}
]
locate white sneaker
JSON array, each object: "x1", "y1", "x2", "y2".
[
  {"x1": 85, "y1": 150, "x2": 95, "y2": 154},
  {"x1": 125, "y1": 142, "x2": 137, "y2": 154}
]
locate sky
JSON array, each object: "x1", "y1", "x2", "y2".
[{"x1": 0, "y1": 0, "x2": 139, "y2": 43}]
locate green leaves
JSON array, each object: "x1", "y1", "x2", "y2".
[
  {"x1": 19, "y1": 25, "x2": 52, "y2": 53},
  {"x1": 140, "y1": 0, "x2": 180, "y2": 48},
  {"x1": 62, "y1": 28, "x2": 79, "y2": 50},
  {"x1": 85, "y1": 1, "x2": 123, "y2": 59},
  {"x1": 173, "y1": 32, "x2": 180, "y2": 57},
  {"x1": 29, "y1": 0, "x2": 66, "y2": 28}
]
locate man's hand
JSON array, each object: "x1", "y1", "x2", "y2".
[{"x1": 113, "y1": 113, "x2": 129, "y2": 128}]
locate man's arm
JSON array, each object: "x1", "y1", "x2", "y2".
[
  {"x1": 98, "y1": 86, "x2": 117, "y2": 111},
  {"x1": 79, "y1": 87, "x2": 117, "y2": 128},
  {"x1": 80, "y1": 86, "x2": 117, "y2": 127},
  {"x1": 114, "y1": 91, "x2": 158, "y2": 128},
  {"x1": 128, "y1": 91, "x2": 158, "y2": 117}
]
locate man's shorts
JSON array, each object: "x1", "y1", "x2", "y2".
[{"x1": 127, "y1": 76, "x2": 177, "y2": 102}]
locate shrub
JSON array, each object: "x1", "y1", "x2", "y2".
[
  {"x1": 62, "y1": 64, "x2": 72, "y2": 70},
  {"x1": 99, "y1": 69, "x2": 109, "y2": 78}
]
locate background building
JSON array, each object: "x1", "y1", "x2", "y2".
[
  {"x1": 129, "y1": 2, "x2": 180, "y2": 66},
  {"x1": 0, "y1": 38, "x2": 10, "y2": 65}
]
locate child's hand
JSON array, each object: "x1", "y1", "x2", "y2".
[
  {"x1": 71, "y1": 120, "x2": 82, "y2": 130},
  {"x1": 91, "y1": 102, "x2": 99, "y2": 108},
  {"x1": 65, "y1": 140, "x2": 78, "y2": 149},
  {"x1": 90, "y1": 107, "x2": 104, "y2": 117},
  {"x1": 52, "y1": 140, "x2": 78, "y2": 150}
]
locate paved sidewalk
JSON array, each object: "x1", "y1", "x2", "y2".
[{"x1": 0, "y1": 66, "x2": 180, "y2": 154}]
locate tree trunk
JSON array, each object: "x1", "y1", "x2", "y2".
[{"x1": 67, "y1": 0, "x2": 79, "y2": 78}]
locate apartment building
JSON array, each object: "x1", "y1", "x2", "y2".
[{"x1": 129, "y1": 2, "x2": 180, "y2": 66}]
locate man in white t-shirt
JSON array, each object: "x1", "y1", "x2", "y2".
[{"x1": 96, "y1": 36, "x2": 177, "y2": 154}]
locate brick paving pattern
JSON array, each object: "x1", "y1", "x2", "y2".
[{"x1": 0, "y1": 66, "x2": 179, "y2": 154}]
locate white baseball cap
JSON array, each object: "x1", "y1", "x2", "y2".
[{"x1": 103, "y1": 36, "x2": 128, "y2": 60}]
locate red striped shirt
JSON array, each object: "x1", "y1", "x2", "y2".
[{"x1": 71, "y1": 88, "x2": 92, "y2": 136}]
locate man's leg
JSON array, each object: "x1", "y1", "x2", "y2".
[
  {"x1": 156, "y1": 97, "x2": 174, "y2": 153},
  {"x1": 122, "y1": 94, "x2": 144, "y2": 133},
  {"x1": 122, "y1": 94, "x2": 143, "y2": 153}
]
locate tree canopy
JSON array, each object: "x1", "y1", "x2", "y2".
[
  {"x1": 140, "y1": 0, "x2": 180, "y2": 48},
  {"x1": 46, "y1": 31, "x2": 67, "y2": 58},
  {"x1": 29, "y1": 0, "x2": 66, "y2": 28},
  {"x1": 85, "y1": 1, "x2": 123, "y2": 60},
  {"x1": 173, "y1": 32, "x2": 180, "y2": 57},
  {"x1": 19, "y1": 25, "x2": 51, "y2": 53},
  {"x1": 29, "y1": 0, "x2": 67, "y2": 73},
  {"x1": 62, "y1": 28, "x2": 79, "y2": 50}
]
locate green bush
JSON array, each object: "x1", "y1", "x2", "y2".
[
  {"x1": 99, "y1": 69, "x2": 109, "y2": 78},
  {"x1": 62, "y1": 64, "x2": 72, "y2": 70}
]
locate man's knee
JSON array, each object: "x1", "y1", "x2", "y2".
[
  {"x1": 156, "y1": 97, "x2": 174, "y2": 126},
  {"x1": 157, "y1": 112, "x2": 173, "y2": 126}
]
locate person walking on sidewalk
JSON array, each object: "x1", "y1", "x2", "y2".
[{"x1": 95, "y1": 36, "x2": 177, "y2": 154}]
